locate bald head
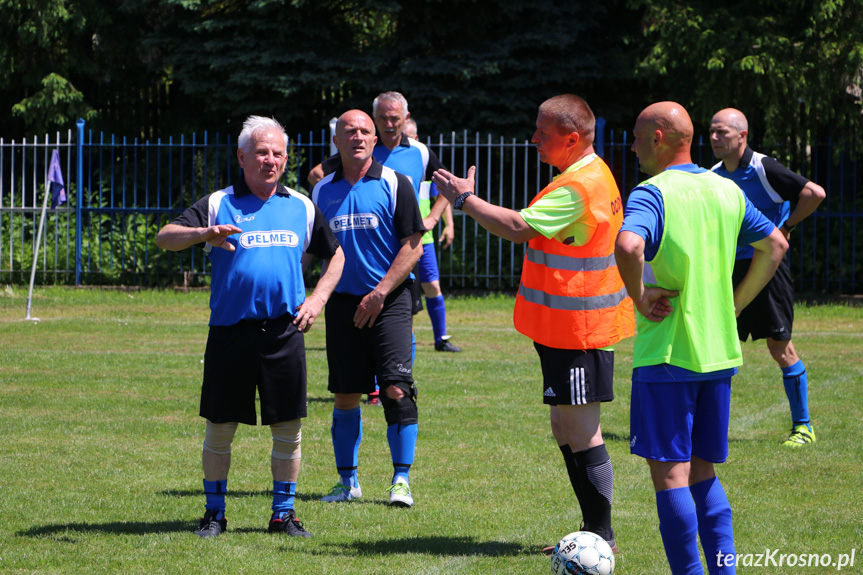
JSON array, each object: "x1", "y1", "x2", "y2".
[
  {"x1": 712, "y1": 108, "x2": 748, "y2": 132},
  {"x1": 709, "y1": 108, "x2": 749, "y2": 165},
  {"x1": 639, "y1": 102, "x2": 694, "y2": 146},
  {"x1": 336, "y1": 109, "x2": 373, "y2": 134},
  {"x1": 631, "y1": 102, "x2": 694, "y2": 175},
  {"x1": 334, "y1": 109, "x2": 377, "y2": 168}
]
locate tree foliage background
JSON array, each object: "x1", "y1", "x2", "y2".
[{"x1": 2, "y1": 0, "x2": 862, "y2": 148}]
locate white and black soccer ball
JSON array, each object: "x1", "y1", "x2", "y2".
[{"x1": 549, "y1": 531, "x2": 615, "y2": 575}]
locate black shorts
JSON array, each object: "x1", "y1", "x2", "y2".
[
  {"x1": 733, "y1": 257, "x2": 794, "y2": 341},
  {"x1": 534, "y1": 343, "x2": 615, "y2": 406},
  {"x1": 200, "y1": 313, "x2": 307, "y2": 426},
  {"x1": 325, "y1": 284, "x2": 415, "y2": 394}
]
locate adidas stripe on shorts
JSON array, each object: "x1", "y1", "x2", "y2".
[{"x1": 533, "y1": 343, "x2": 615, "y2": 406}]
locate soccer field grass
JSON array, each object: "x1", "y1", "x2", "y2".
[{"x1": 1, "y1": 287, "x2": 861, "y2": 574}]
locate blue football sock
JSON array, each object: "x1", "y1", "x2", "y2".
[
  {"x1": 691, "y1": 477, "x2": 736, "y2": 574},
  {"x1": 271, "y1": 481, "x2": 296, "y2": 515},
  {"x1": 387, "y1": 423, "x2": 418, "y2": 484},
  {"x1": 203, "y1": 479, "x2": 227, "y2": 520},
  {"x1": 411, "y1": 332, "x2": 417, "y2": 364},
  {"x1": 781, "y1": 359, "x2": 809, "y2": 426},
  {"x1": 425, "y1": 295, "x2": 447, "y2": 342},
  {"x1": 656, "y1": 486, "x2": 703, "y2": 575},
  {"x1": 331, "y1": 407, "x2": 362, "y2": 488}
]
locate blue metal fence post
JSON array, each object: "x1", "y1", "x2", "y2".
[
  {"x1": 75, "y1": 118, "x2": 85, "y2": 285},
  {"x1": 595, "y1": 117, "x2": 606, "y2": 159}
]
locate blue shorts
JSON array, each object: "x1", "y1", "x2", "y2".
[
  {"x1": 629, "y1": 377, "x2": 732, "y2": 463},
  {"x1": 416, "y1": 243, "x2": 439, "y2": 283}
]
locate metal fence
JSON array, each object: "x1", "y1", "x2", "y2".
[{"x1": 1, "y1": 120, "x2": 860, "y2": 293}]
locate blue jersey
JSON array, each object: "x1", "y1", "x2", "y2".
[
  {"x1": 711, "y1": 146, "x2": 808, "y2": 259},
  {"x1": 372, "y1": 134, "x2": 443, "y2": 194},
  {"x1": 312, "y1": 159, "x2": 424, "y2": 296},
  {"x1": 171, "y1": 177, "x2": 339, "y2": 326},
  {"x1": 620, "y1": 163, "x2": 775, "y2": 382}
]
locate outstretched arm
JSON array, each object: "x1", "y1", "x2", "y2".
[
  {"x1": 432, "y1": 166, "x2": 539, "y2": 244},
  {"x1": 156, "y1": 223, "x2": 242, "y2": 252}
]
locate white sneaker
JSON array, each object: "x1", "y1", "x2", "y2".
[
  {"x1": 387, "y1": 478, "x2": 413, "y2": 507},
  {"x1": 320, "y1": 481, "x2": 362, "y2": 502}
]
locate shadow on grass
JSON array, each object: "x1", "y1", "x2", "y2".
[
  {"x1": 18, "y1": 526, "x2": 530, "y2": 557},
  {"x1": 18, "y1": 520, "x2": 191, "y2": 539},
  {"x1": 313, "y1": 535, "x2": 526, "y2": 557},
  {"x1": 159, "y1": 489, "x2": 325, "y2": 503}
]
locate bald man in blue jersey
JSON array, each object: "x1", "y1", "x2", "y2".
[
  {"x1": 312, "y1": 93, "x2": 460, "y2": 353},
  {"x1": 312, "y1": 109, "x2": 425, "y2": 508},
  {"x1": 710, "y1": 108, "x2": 826, "y2": 448}
]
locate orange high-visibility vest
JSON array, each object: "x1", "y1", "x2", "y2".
[{"x1": 513, "y1": 155, "x2": 634, "y2": 350}]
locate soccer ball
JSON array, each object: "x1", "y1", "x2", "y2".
[{"x1": 549, "y1": 531, "x2": 615, "y2": 575}]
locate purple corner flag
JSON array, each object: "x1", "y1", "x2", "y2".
[{"x1": 48, "y1": 149, "x2": 66, "y2": 208}]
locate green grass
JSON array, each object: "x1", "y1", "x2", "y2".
[{"x1": 1, "y1": 287, "x2": 861, "y2": 574}]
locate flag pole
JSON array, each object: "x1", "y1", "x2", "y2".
[{"x1": 25, "y1": 182, "x2": 50, "y2": 321}]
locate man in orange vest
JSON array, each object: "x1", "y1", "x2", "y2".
[{"x1": 433, "y1": 94, "x2": 634, "y2": 554}]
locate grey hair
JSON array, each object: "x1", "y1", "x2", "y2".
[
  {"x1": 238, "y1": 116, "x2": 288, "y2": 152},
  {"x1": 373, "y1": 92, "x2": 409, "y2": 117},
  {"x1": 403, "y1": 117, "x2": 418, "y2": 137}
]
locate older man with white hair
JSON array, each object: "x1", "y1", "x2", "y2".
[{"x1": 157, "y1": 115, "x2": 344, "y2": 539}]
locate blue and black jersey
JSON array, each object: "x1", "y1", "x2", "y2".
[
  {"x1": 312, "y1": 158, "x2": 424, "y2": 296},
  {"x1": 171, "y1": 176, "x2": 339, "y2": 326},
  {"x1": 712, "y1": 146, "x2": 808, "y2": 259}
]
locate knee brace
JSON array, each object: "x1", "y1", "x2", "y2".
[
  {"x1": 270, "y1": 419, "x2": 302, "y2": 461},
  {"x1": 202, "y1": 421, "x2": 238, "y2": 455},
  {"x1": 380, "y1": 381, "x2": 418, "y2": 426}
]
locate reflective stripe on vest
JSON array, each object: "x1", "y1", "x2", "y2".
[
  {"x1": 512, "y1": 154, "x2": 634, "y2": 349},
  {"x1": 518, "y1": 283, "x2": 629, "y2": 311},
  {"x1": 526, "y1": 246, "x2": 617, "y2": 273}
]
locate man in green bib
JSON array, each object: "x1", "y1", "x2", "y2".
[{"x1": 615, "y1": 102, "x2": 788, "y2": 575}]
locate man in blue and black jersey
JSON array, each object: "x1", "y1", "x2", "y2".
[
  {"x1": 311, "y1": 92, "x2": 461, "y2": 353},
  {"x1": 710, "y1": 108, "x2": 826, "y2": 448},
  {"x1": 371, "y1": 92, "x2": 459, "y2": 352},
  {"x1": 156, "y1": 116, "x2": 344, "y2": 539},
  {"x1": 312, "y1": 109, "x2": 425, "y2": 508}
]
